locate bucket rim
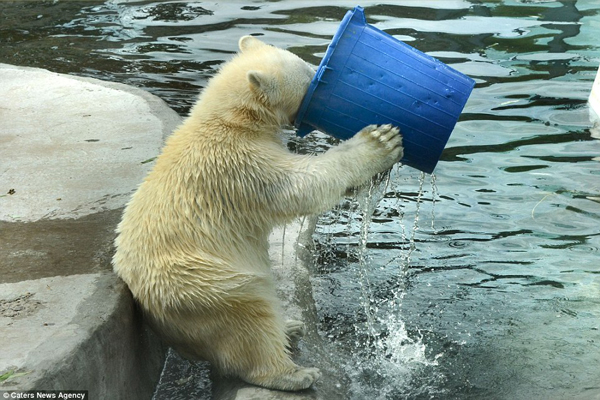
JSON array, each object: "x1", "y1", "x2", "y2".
[{"x1": 294, "y1": 6, "x2": 366, "y2": 134}]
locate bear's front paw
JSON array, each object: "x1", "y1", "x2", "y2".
[{"x1": 356, "y1": 124, "x2": 404, "y2": 164}]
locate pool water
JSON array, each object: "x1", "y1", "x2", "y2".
[{"x1": 2, "y1": 1, "x2": 599, "y2": 399}]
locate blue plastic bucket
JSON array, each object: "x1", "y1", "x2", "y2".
[{"x1": 294, "y1": 6, "x2": 475, "y2": 174}]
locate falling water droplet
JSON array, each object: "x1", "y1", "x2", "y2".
[
  {"x1": 430, "y1": 173, "x2": 439, "y2": 234},
  {"x1": 281, "y1": 223, "x2": 286, "y2": 266},
  {"x1": 355, "y1": 175, "x2": 388, "y2": 347},
  {"x1": 294, "y1": 215, "x2": 307, "y2": 265}
]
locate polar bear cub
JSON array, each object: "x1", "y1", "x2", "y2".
[{"x1": 113, "y1": 36, "x2": 403, "y2": 391}]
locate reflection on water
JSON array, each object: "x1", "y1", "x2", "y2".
[{"x1": 1, "y1": 0, "x2": 599, "y2": 399}]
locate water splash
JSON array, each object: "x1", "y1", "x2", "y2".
[
  {"x1": 382, "y1": 169, "x2": 426, "y2": 272},
  {"x1": 341, "y1": 169, "x2": 442, "y2": 399},
  {"x1": 354, "y1": 173, "x2": 389, "y2": 343},
  {"x1": 294, "y1": 215, "x2": 307, "y2": 265},
  {"x1": 430, "y1": 173, "x2": 439, "y2": 234},
  {"x1": 281, "y1": 223, "x2": 286, "y2": 266}
]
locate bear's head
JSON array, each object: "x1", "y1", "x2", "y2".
[
  {"x1": 196, "y1": 36, "x2": 315, "y2": 129},
  {"x1": 238, "y1": 36, "x2": 315, "y2": 126}
]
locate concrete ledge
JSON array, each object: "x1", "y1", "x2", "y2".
[
  {"x1": 0, "y1": 63, "x2": 181, "y2": 222},
  {"x1": 1, "y1": 273, "x2": 166, "y2": 399},
  {"x1": 0, "y1": 64, "x2": 179, "y2": 399}
]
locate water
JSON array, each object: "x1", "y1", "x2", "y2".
[
  {"x1": 2, "y1": 1, "x2": 599, "y2": 398},
  {"x1": 312, "y1": 171, "x2": 444, "y2": 400},
  {"x1": 332, "y1": 172, "x2": 442, "y2": 399}
]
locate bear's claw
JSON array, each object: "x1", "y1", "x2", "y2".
[{"x1": 358, "y1": 124, "x2": 403, "y2": 161}]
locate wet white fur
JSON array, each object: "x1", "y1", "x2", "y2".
[{"x1": 113, "y1": 36, "x2": 403, "y2": 391}]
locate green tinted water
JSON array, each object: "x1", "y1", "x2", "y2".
[{"x1": 2, "y1": 1, "x2": 598, "y2": 399}]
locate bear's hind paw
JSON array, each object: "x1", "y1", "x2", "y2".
[{"x1": 249, "y1": 367, "x2": 321, "y2": 391}]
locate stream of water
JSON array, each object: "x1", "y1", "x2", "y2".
[{"x1": 1, "y1": 1, "x2": 599, "y2": 399}]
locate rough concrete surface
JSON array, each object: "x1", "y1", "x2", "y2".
[
  {"x1": 0, "y1": 64, "x2": 179, "y2": 399},
  {"x1": 1, "y1": 274, "x2": 165, "y2": 399},
  {"x1": 0, "y1": 63, "x2": 180, "y2": 222}
]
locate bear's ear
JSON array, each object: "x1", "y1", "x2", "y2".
[
  {"x1": 247, "y1": 70, "x2": 278, "y2": 100},
  {"x1": 239, "y1": 35, "x2": 267, "y2": 53},
  {"x1": 247, "y1": 70, "x2": 270, "y2": 91}
]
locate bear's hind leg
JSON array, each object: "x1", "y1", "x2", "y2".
[{"x1": 215, "y1": 301, "x2": 320, "y2": 391}]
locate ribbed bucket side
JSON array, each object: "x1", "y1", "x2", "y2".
[{"x1": 295, "y1": 6, "x2": 475, "y2": 173}]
